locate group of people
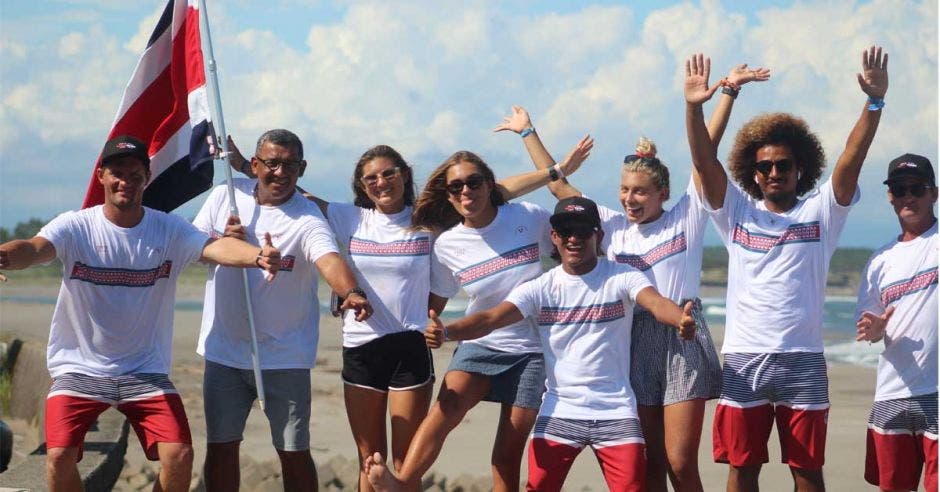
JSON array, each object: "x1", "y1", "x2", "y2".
[{"x1": 0, "y1": 44, "x2": 935, "y2": 492}]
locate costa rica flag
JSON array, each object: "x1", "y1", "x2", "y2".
[{"x1": 82, "y1": 0, "x2": 214, "y2": 212}]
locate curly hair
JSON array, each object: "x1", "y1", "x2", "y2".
[
  {"x1": 351, "y1": 145, "x2": 416, "y2": 209},
  {"x1": 411, "y1": 151, "x2": 506, "y2": 232},
  {"x1": 623, "y1": 136, "x2": 670, "y2": 200},
  {"x1": 728, "y1": 113, "x2": 826, "y2": 199}
]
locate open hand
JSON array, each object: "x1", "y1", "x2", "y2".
[
  {"x1": 685, "y1": 53, "x2": 721, "y2": 105},
  {"x1": 677, "y1": 301, "x2": 697, "y2": 340},
  {"x1": 493, "y1": 105, "x2": 533, "y2": 134},
  {"x1": 857, "y1": 45, "x2": 888, "y2": 99},
  {"x1": 557, "y1": 135, "x2": 594, "y2": 178},
  {"x1": 424, "y1": 309, "x2": 445, "y2": 348},
  {"x1": 726, "y1": 64, "x2": 771, "y2": 87},
  {"x1": 255, "y1": 232, "x2": 281, "y2": 282},
  {"x1": 341, "y1": 291, "x2": 373, "y2": 322},
  {"x1": 856, "y1": 305, "x2": 894, "y2": 342}
]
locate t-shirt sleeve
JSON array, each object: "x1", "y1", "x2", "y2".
[
  {"x1": 854, "y1": 254, "x2": 884, "y2": 320},
  {"x1": 192, "y1": 185, "x2": 226, "y2": 237},
  {"x1": 504, "y1": 276, "x2": 541, "y2": 319},
  {"x1": 683, "y1": 179, "x2": 709, "y2": 238},
  {"x1": 819, "y1": 177, "x2": 860, "y2": 253},
  {"x1": 301, "y1": 212, "x2": 340, "y2": 264},
  {"x1": 167, "y1": 213, "x2": 211, "y2": 267},
  {"x1": 617, "y1": 266, "x2": 654, "y2": 303},
  {"x1": 429, "y1": 246, "x2": 460, "y2": 298},
  {"x1": 523, "y1": 202, "x2": 554, "y2": 256},
  {"x1": 37, "y1": 211, "x2": 77, "y2": 262},
  {"x1": 325, "y1": 201, "x2": 355, "y2": 242},
  {"x1": 703, "y1": 179, "x2": 743, "y2": 247}
]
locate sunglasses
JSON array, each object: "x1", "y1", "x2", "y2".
[
  {"x1": 361, "y1": 167, "x2": 401, "y2": 187},
  {"x1": 888, "y1": 183, "x2": 932, "y2": 198},
  {"x1": 255, "y1": 157, "x2": 303, "y2": 173},
  {"x1": 554, "y1": 224, "x2": 597, "y2": 240},
  {"x1": 755, "y1": 159, "x2": 796, "y2": 176},
  {"x1": 445, "y1": 174, "x2": 486, "y2": 196},
  {"x1": 623, "y1": 154, "x2": 654, "y2": 164}
]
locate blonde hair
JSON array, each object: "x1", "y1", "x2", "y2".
[{"x1": 622, "y1": 136, "x2": 670, "y2": 198}]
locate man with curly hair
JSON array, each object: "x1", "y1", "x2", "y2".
[{"x1": 683, "y1": 47, "x2": 889, "y2": 492}]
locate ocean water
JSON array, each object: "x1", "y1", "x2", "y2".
[
  {"x1": 701, "y1": 296, "x2": 881, "y2": 368},
  {"x1": 1, "y1": 294, "x2": 880, "y2": 368}
]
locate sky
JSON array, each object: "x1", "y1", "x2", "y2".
[{"x1": 1, "y1": 0, "x2": 937, "y2": 247}]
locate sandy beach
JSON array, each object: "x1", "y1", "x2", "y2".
[{"x1": 0, "y1": 279, "x2": 887, "y2": 490}]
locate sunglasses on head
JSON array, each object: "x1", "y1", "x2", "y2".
[
  {"x1": 888, "y1": 182, "x2": 932, "y2": 198},
  {"x1": 445, "y1": 174, "x2": 486, "y2": 196},
  {"x1": 755, "y1": 158, "x2": 796, "y2": 176},
  {"x1": 360, "y1": 167, "x2": 401, "y2": 187},
  {"x1": 554, "y1": 224, "x2": 597, "y2": 240}
]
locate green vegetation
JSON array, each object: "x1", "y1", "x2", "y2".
[{"x1": 701, "y1": 246, "x2": 873, "y2": 288}]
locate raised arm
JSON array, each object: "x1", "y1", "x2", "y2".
[
  {"x1": 316, "y1": 253, "x2": 373, "y2": 321},
  {"x1": 0, "y1": 237, "x2": 57, "y2": 282},
  {"x1": 494, "y1": 105, "x2": 586, "y2": 200},
  {"x1": 495, "y1": 135, "x2": 593, "y2": 200},
  {"x1": 831, "y1": 45, "x2": 888, "y2": 206},
  {"x1": 227, "y1": 135, "x2": 329, "y2": 215},
  {"x1": 684, "y1": 54, "x2": 727, "y2": 209},
  {"x1": 425, "y1": 301, "x2": 525, "y2": 346},
  {"x1": 634, "y1": 287, "x2": 696, "y2": 340}
]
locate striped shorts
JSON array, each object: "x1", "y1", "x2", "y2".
[
  {"x1": 865, "y1": 393, "x2": 938, "y2": 491},
  {"x1": 630, "y1": 298, "x2": 721, "y2": 406},
  {"x1": 46, "y1": 372, "x2": 190, "y2": 461},
  {"x1": 528, "y1": 416, "x2": 646, "y2": 491},
  {"x1": 713, "y1": 352, "x2": 829, "y2": 469}
]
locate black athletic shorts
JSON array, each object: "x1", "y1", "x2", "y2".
[{"x1": 342, "y1": 330, "x2": 434, "y2": 392}]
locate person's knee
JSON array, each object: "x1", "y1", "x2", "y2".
[
  {"x1": 161, "y1": 443, "x2": 194, "y2": 472},
  {"x1": 46, "y1": 447, "x2": 78, "y2": 473},
  {"x1": 278, "y1": 449, "x2": 314, "y2": 467}
]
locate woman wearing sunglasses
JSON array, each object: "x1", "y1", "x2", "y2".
[
  {"x1": 229, "y1": 139, "x2": 591, "y2": 491},
  {"x1": 493, "y1": 60, "x2": 769, "y2": 492},
  {"x1": 364, "y1": 138, "x2": 593, "y2": 492}
]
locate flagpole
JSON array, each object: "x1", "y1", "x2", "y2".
[{"x1": 198, "y1": 0, "x2": 266, "y2": 411}]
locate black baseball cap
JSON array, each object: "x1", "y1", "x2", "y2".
[
  {"x1": 101, "y1": 135, "x2": 150, "y2": 168},
  {"x1": 550, "y1": 196, "x2": 601, "y2": 230},
  {"x1": 884, "y1": 154, "x2": 935, "y2": 185}
]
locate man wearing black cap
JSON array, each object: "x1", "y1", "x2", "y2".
[
  {"x1": 0, "y1": 135, "x2": 283, "y2": 492},
  {"x1": 854, "y1": 153, "x2": 937, "y2": 492},
  {"x1": 378, "y1": 196, "x2": 697, "y2": 490}
]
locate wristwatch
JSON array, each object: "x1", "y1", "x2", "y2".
[{"x1": 345, "y1": 287, "x2": 367, "y2": 299}]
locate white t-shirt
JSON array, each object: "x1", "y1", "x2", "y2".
[
  {"x1": 430, "y1": 202, "x2": 552, "y2": 353},
  {"x1": 327, "y1": 202, "x2": 432, "y2": 347},
  {"x1": 599, "y1": 180, "x2": 708, "y2": 303},
  {"x1": 506, "y1": 259, "x2": 652, "y2": 419},
  {"x1": 193, "y1": 180, "x2": 338, "y2": 369},
  {"x1": 855, "y1": 221, "x2": 938, "y2": 401},
  {"x1": 39, "y1": 206, "x2": 208, "y2": 377},
  {"x1": 706, "y1": 178, "x2": 858, "y2": 353}
]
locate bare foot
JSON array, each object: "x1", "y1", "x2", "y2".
[{"x1": 365, "y1": 452, "x2": 405, "y2": 492}]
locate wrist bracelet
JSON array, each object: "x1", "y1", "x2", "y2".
[
  {"x1": 552, "y1": 163, "x2": 565, "y2": 178},
  {"x1": 255, "y1": 249, "x2": 263, "y2": 268},
  {"x1": 721, "y1": 86, "x2": 739, "y2": 98},
  {"x1": 548, "y1": 166, "x2": 560, "y2": 182},
  {"x1": 867, "y1": 96, "x2": 885, "y2": 111},
  {"x1": 520, "y1": 127, "x2": 536, "y2": 139}
]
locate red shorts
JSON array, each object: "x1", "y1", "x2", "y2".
[
  {"x1": 527, "y1": 416, "x2": 645, "y2": 491},
  {"x1": 45, "y1": 373, "x2": 191, "y2": 461},
  {"x1": 865, "y1": 394, "x2": 938, "y2": 491},
  {"x1": 713, "y1": 353, "x2": 829, "y2": 469}
]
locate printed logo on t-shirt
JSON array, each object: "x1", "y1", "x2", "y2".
[
  {"x1": 455, "y1": 243, "x2": 539, "y2": 286},
  {"x1": 880, "y1": 267, "x2": 938, "y2": 306},
  {"x1": 348, "y1": 237, "x2": 430, "y2": 257},
  {"x1": 280, "y1": 255, "x2": 296, "y2": 272},
  {"x1": 731, "y1": 221, "x2": 820, "y2": 253},
  {"x1": 69, "y1": 261, "x2": 172, "y2": 287},
  {"x1": 537, "y1": 301, "x2": 626, "y2": 326},
  {"x1": 614, "y1": 232, "x2": 687, "y2": 271}
]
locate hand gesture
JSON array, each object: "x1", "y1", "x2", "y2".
[
  {"x1": 493, "y1": 105, "x2": 533, "y2": 134},
  {"x1": 726, "y1": 64, "x2": 771, "y2": 87},
  {"x1": 856, "y1": 305, "x2": 894, "y2": 342},
  {"x1": 677, "y1": 301, "x2": 697, "y2": 340},
  {"x1": 340, "y1": 290, "x2": 373, "y2": 322},
  {"x1": 227, "y1": 135, "x2": 253, "y2": 177},
  {"x1": 255, "y1": 232, "x2": 281, "y2": 282},
  {"x1": 224, "y1": 215, "x2": 247, "y2": 241},
  {"x1": 424, "y1": 309, "x2": 445, "y2": 348},
  {"x1": 557, "y1": 135, "x2": 594, "y2": 178},
  {"x1": 857, "y1": 45, "x2": 888, "y2": 99},
  {"x1": 685, "y1": 53, "x2": 721, "y2": 105}
]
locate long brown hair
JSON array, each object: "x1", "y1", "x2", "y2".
[
  {"x1": 351, "y1": 145, "x2": 416, "y2": 209},
  {"x1": 411, "y1": 151, "x2": 506, "y2": 232}
]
